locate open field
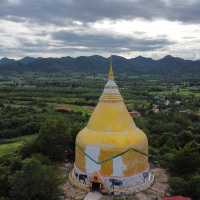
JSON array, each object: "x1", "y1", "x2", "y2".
[{"x1": 0, "y1": 135, "x2": 36, "y2": 157}]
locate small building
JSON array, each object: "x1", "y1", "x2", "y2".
[
  {"x1": 179, "y1": 109, "x2": 191, "y2": 114},
  {"x1": 129, "y1": 110, "x2": 141, "y2": 117},
  {"x1": 55, "y1": 105, "x2": 72, "y2": 113},
  {"x1": 175, "y1": 100, "x2": 181, "y2": 105},
  {"x1": 164, "y1": 100, "x2": 170, "y2": 106},
  {"x1": 152, "y1": 104, "x2": 160, "y2": 113}
]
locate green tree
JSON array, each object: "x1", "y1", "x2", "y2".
[
  {"x1": 0, "y1": 165, "x2": 10, "y2": 198},
  {"x1": 169, "y1": 176, "x2": 189, "y2": 196},
  {"x1": 36, "y1": 118, "x2": 69, "y2": 161},
  {"x1": 177, "y1": 130, "x2": 194, "y2": 147},
  {"x1": 188, "y1": 175, "x2": 200, "y2": 199},
  {"x1": 10, "y1": 157, "x2": 62, "y2": 200},
  {"x1": 168, "y1": 145, "x2": 200, "y2": 176}
]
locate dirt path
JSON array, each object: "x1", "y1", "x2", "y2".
[{"x1": 84, "y1": 192, "x2": 103, "y2": 200}]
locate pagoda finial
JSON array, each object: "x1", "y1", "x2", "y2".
[{"x1": 108, "y1": 56, "x2": 114, "y2": 80}]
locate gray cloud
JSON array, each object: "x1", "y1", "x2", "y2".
[
  {"x1": 1, "y1": 0, "x2": 200, "y2": 24},
  {"x1": 0, "y1": 29, "x2": 173, "y2": 58},
  {"x1": 0, "y1": 0, "x2": 200, "y2": 59},
  {"x1": 52, "y1": 31, "x2": 174, "y2": 52}
]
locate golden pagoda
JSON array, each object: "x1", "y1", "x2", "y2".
[{"x1": 70, "y1": 59, "x2": 154, "y2": 194}]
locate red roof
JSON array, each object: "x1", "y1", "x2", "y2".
[{"x1": 163, "y1": 196, "x2": 191, "y2": 200}]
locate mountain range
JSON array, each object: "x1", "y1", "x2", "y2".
[{"x1": 0, "y1": 55, "x2": 200, "y2": 76}]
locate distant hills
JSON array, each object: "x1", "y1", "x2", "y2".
[{"x1": 0, "y1": 55, "x2": 200, "y2": 76}]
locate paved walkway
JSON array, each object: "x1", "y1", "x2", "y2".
[{"x1": 84, "y1": 192, "x2": 103, "y2": 200}]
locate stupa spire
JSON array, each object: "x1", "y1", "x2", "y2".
[{"x1": 108, "y1": 56, "x2": 114, "y2": 80}]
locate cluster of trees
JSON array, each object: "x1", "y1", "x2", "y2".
[
  {"x1": 0, "y1": 154, "x2": 62, "y2": 200},
  {"x1": 135, "y1": 111, "x2": 200, "y2": 199},
  {"x1": 168, "y1": 145, "x2": 200, "y2": 199},
  {"x1": 21, "y1": 114, "x2": 86, "y2": 161},
  {"x1": 0, "y1": 111, "x2": 88, "y2": 200},
  {"x1": 0, "y1": 106, "x2": 42, "y2": 139}
]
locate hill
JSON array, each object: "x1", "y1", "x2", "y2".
[{"x1": 0, "y1": 55, "x2": 200, "y2": 77}]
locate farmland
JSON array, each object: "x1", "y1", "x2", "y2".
[{"x1": 0, "y1": 72, "x2": 200, "y2": 199}]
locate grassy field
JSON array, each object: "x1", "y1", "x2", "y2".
[{"x1": 0, "y1": 135, "x2": 37, "y2": 157}]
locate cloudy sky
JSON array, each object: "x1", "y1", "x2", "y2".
[{"x1": 0, "y1": 0, "x2": 200, "y2": 59}]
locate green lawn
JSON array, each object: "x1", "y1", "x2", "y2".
[{"x1": 0, "y1": 135, "x2": 37, "y2": 157}]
